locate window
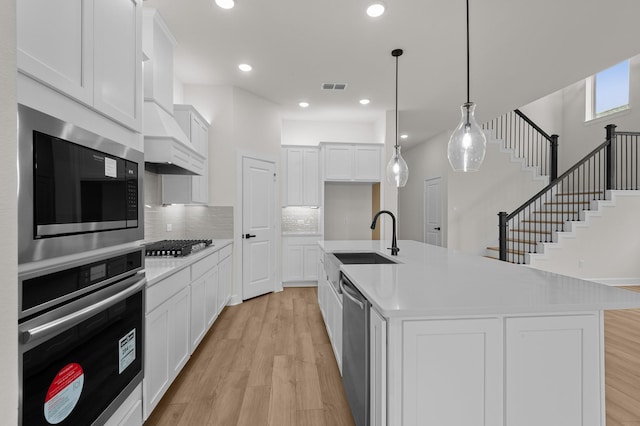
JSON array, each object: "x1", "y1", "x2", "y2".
[{"x1": 586, "y1": 59, "x2": 630, "y2": 121}]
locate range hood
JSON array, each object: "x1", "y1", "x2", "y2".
[
  {"x1": 143, "y1": 101, "x2": 205, "y2": 176},
  {"x1": 142, "y1": 8, "x2": 204, "y2": 176}
]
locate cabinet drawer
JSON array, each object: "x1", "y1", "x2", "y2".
[
  {"x1": 146, "y1": 268, "x2": 191, "y2": 313},
  {"x1": 192, "y1": 251, "x2": 220, "y2": 281},
  {"x1": 219, "y1": 244, "x2": 232, "y2": 260}
]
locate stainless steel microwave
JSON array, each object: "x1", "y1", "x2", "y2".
[{"x1": 18, "y1": 105, "x2": 144, "y2": 264}]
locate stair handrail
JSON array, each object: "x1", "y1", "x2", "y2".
[
  {"x1": 483, "y1": 109, "x2": 559, "y2": 180},
  {"x1": 498, "y1": 124, "x2": 640, "y2": 262}
]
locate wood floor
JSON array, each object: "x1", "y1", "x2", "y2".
[
  {"x1": 145, "y1": 287, "x2": 354, "y2": 426},
  {"x1": 145, "y1": 286, "x2": 640, "y2": 426},
  {"x1": 605, "y1": 286, "x2": 640, "y2": 426}
]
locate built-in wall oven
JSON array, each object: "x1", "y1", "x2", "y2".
[
  {"x1": 18, "y1": 247, "x2": 145, "y2": 425},
  {"x1": 18, "y1": 104, "x2": 144, "y2": 264}
]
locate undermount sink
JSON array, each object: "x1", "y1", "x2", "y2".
[{"x1": 332, "y1": 252, "x2": 398, "y2": 265}]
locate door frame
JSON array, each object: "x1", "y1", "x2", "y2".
[
  {"x1": 233, "y1": 151, "x2": 281, "y2": 304},
  {"x1": 423, "y1": 176, "x2": 443, "y2": 246}
]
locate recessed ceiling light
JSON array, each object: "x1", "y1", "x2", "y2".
[
  {"x1": 299, "y1": 102, "x2": 310, "y2": 108},
  {"x1": 400, "y1": 134, "x2": 409, "y2": 139},
  {"x1": 215, "y1": 0, "x2": 235, "y2": 9},
  {"x1": 366, "y1": 1, "x2": 385, "y2": 17},
  {"x1": 359, "y1": 99, "x2": 371, "y2": 105},
  {"x1": 238, "y1": 63, "x2": 252, "y2": 72}
]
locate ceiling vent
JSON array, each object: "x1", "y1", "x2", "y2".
[{"x1": 321, "y1": 83, "x2": 348, "y2": 91}]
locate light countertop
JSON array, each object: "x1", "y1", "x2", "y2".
[
  {"x1": 144, "y1": 239, "x2": 233, "y2": 286},
  {"x1": 320, "y1": 240, "x2": 640, "y2": 318}
]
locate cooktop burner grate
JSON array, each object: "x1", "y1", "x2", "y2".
[{"x1": 144, "y1": 239, "x2": 213, "y2": 257}]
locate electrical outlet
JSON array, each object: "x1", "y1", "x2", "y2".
[{"x1": 166, "y1": 223, "x2": 172, "y2": 232}]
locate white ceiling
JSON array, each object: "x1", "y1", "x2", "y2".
[{"x1": 143, "y1": 0, "x2": 640, "y2": 147}]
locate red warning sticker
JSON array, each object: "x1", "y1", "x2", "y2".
[{"x1": 44, "y1": 363, "x2": 84, "y2": 424}]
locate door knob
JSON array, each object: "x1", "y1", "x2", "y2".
[
  {"x1": 434, "y1": 227, "x2": 441, "y2": 230},
  {"x1": 244, "y1": 233, "x2": 257, "y2": 239}
]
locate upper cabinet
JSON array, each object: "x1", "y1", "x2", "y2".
[
  {"x1": 322, "y1": 143, "x2": 382, "y2": 182},
  {"x1": 282, "y1": 146, "x2": 320, "y2": 207},
  {"x1": 17, "y1": 0, "x2": 143, "y2": 131},
  {"x1": 162, "y1": 105, "x2": 210, "y2": 204}
]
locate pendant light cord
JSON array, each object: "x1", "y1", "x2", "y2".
[
  {"x1": 466, "y1": 0, "x2": 470, "y2": 104},
  {"x1": 395, "y1": 53, "x2": 399, "y2": 149}
]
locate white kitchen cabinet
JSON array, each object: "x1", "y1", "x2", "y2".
[
  {"x1": 322, "y1": 143, "x2": 382, "y2": 182},
  {"x1": 282, "y1": 236, "x2": 320, "y2": 283},
  {"x1": 217, "y1": 247, "x2": 233, "y2": 313},
  {"x1": 93, "y1": 0, "x2": 143, "y2": 130},
  {"x1": 17, "y1": 0, "x2": 143, "y2": 131},
  {"x1": 162, "y1": 105, "x2": 210, "y2": 205},
  {"x1": 370, "y1": 308, "x2": 386, "y2": 426},
  {"x1": 400, "y1": 318, "x2": 502, "y2": 426},
  {"x1": 316, "y1": 250, "x2": 342, "y2": 373},
  {"x1": 505, "y1": 314, "x2": 601, "y2": 426},
  {"x1": 282, "y1": 146, "x2": 320, "y2": 206},
  {"x1": 144, "y1": 284, "x2": 190, "y2": 419},
  {"x1": 189, "y1": 274, "x2": 207, "y2": 352},
  {"x1": 205, "y1": 266, "x2": 220, "y2": 328}
]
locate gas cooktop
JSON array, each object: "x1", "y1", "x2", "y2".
[{"x1": 144, "y1": 239, "x2": 213, "y2": 257}]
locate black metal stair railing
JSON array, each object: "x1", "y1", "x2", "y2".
[
  {"x1": 483, "y1": 109, "x2": 559, "y2": 180},
  {"x1": 498, "y1": 124, "x2": 640, "y2": 263}
]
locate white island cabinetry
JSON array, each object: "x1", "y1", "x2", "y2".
[
  {"x1": 143, "y1": 242, "x2": 233, "y2": 420},
  {"x1": 319, "y1": 240, "x2": 640, "y2": 426}
]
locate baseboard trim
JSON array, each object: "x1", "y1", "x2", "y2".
[
  {"x1": 589, "y1": 277, "x2": 640, "y2": 286},
  {"x1": 282, "y1": 281, "x2": 318, "y2": 288}
]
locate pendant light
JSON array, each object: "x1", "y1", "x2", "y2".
[
  {"x1": 447, "y1": 0, "x2": 486, "y2": 172},
  {"x1": 386, "y1": 49, "x2": 409, "y2": 187}
]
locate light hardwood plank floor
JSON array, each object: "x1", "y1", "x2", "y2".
[
  {"x1": 146, "y1": 286, "x2": 640, "y2": 425},
  {"x1": 145, "y1": 287, "x2": 354, "y2": 426}
]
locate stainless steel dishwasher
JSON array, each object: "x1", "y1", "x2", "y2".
[{"x1": 340, "y1": 273, "x2": 371, "y2": 426}]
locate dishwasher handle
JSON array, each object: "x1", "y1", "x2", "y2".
[{"x1": 340, "y1": 279, "x2": 365, "y2": 310}]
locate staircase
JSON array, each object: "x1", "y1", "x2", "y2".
[{"x1": 489, "y1": 124, "x2": 640, "y2": 265}]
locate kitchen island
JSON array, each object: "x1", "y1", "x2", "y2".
[{"x1": 318, "y1": 240, "x2": 640, "y2": 426}]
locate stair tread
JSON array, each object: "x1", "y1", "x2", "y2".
[
  {"x1": 522, "y1": 219, "x2": 565, "y2": 224},
  {"x1": 510, "y1": 229, "x2": 552, "y2": 234},
  {"x1": 487, "y1": 246, "x2": 528, "y2": 255},
  {"x1": 507, "y1": 238, "x2": 539, "y2": 244}
]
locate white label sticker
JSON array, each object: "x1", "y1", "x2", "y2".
[
  {"x1": 119, "y1": 329, "x2": 136, "y2": 374},
  {"x1": 44, "y1": 363, "x2": 84, "y2": 425},
  {"x1": 105, "y1": 157, "x2": 117, "y2": 178}
]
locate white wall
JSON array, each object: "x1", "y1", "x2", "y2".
[
  {"x1": 398, "y1": 130, "x2": 450, "y2": 244},
  {"x1": 528, "y1": 192, "x2": 640, "y2": 283},
  {"x1": 281, "y1": 119, "x2": 383, "y2": 146},
  {"x1": 0, "y1": 0, "x2": 18, "y2": 422},
  {"x1": 324, "y1": 183, "x2": 373, "y2": 240}
]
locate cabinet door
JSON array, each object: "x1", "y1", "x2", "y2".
[
  {"x1": 170, "y1": 286, "x2": 191, "y2": 378},
  {"x1": 205, "y1": 265, "x2": 220, "y2": 328},
  {"x1": 354, "y1": 145, "x2": 381, "y2": 181},
  {"x1": 285, "y1": 245, "x2": 304, "y2": 282},
  {"x1": 192, "y1": 121, "x2": 209, "y2": 204},
  {"x1": 330, "y1": 287, "x2": 342, "y2": 373},
  {"x1": 190, "y1": 276, "x2": 207, "y2": 353},
  {"x1": 402, "y1": 318, "x2": 501, "y2": 426},
  {"x1": 302, "y1": 149, "x2": 320, "y2": 206},
  {"x1": 303, "y1": 245, "x2": 319, "y2": 281},
  {"x1": 505, "y1": 314, "x2": 601, "y2": 426},
  {"x1": 218, "y1": 256, "x2": 232, "y2": 313},
  {"x1": 370, "y1": 308, "x2": 387, "y2": 426},
  {"x1": 17, "y1": 0, "x2": 94, "y2": 104},
  {"x1": 286, "y1": 149, "x2": 304, "y2": 205},
  {"x1": 324, "y1": 145, "x2": 353, "y2": 180},
  {"x1": 94, "y1": 0, "x2": 142, "y2": 130},
  {"x1": 143, "y1": 302, "x2": 170, "y2": 419}
]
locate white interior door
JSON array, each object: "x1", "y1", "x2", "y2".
[
  {"x1": 242, "y1": 157, "x2": 276, "y2": 300},
  {"x1": 424, "y1": 177, "x2": 442, "y2": 246}
]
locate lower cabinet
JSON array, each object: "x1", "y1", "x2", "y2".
[
  {"x1": 370, "y1": 308, "x2": 386, "y2": 426},
  {"x1": 283, "y1": 236, "x2": 320, "y2": 284},
  {"x1": 317, "y1": 256, "x2": 342, "y2": 373},
  {"x1": 143, "y1": 244, "x2": 233, "y2": 420}
]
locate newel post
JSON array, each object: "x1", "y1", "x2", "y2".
[
  {"x1": 605, "y1": 124, "x2": 617, "y2": 190},
  {"x1": 550, "y1": 134, "x2": 559, "y2": 181},
  {"x1": 498, "y1": 212, "x2": 508, "y2": 262}
]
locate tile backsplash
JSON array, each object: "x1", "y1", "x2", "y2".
[
  {"x1": 144, "y1": 171, "x2": 233, "y2": 241},
  {"x1": 281, "y1": 206, "x2": 320, "y2": 234}
]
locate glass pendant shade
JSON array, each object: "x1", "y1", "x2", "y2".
[
  {"x1": 447, "y1": 102, "x2": 487, "y2": 172},
  {"x1": 386, "y1": 145, "x2": 409, "y2": 187}
]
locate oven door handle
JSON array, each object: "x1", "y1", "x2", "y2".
[{"x1": 21, "y1": 276, "x2": 146, "y2": 345}]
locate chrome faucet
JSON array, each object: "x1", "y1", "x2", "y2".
[{"x1": 370, "y1": 210, "x2": 399, "y2": 256}]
